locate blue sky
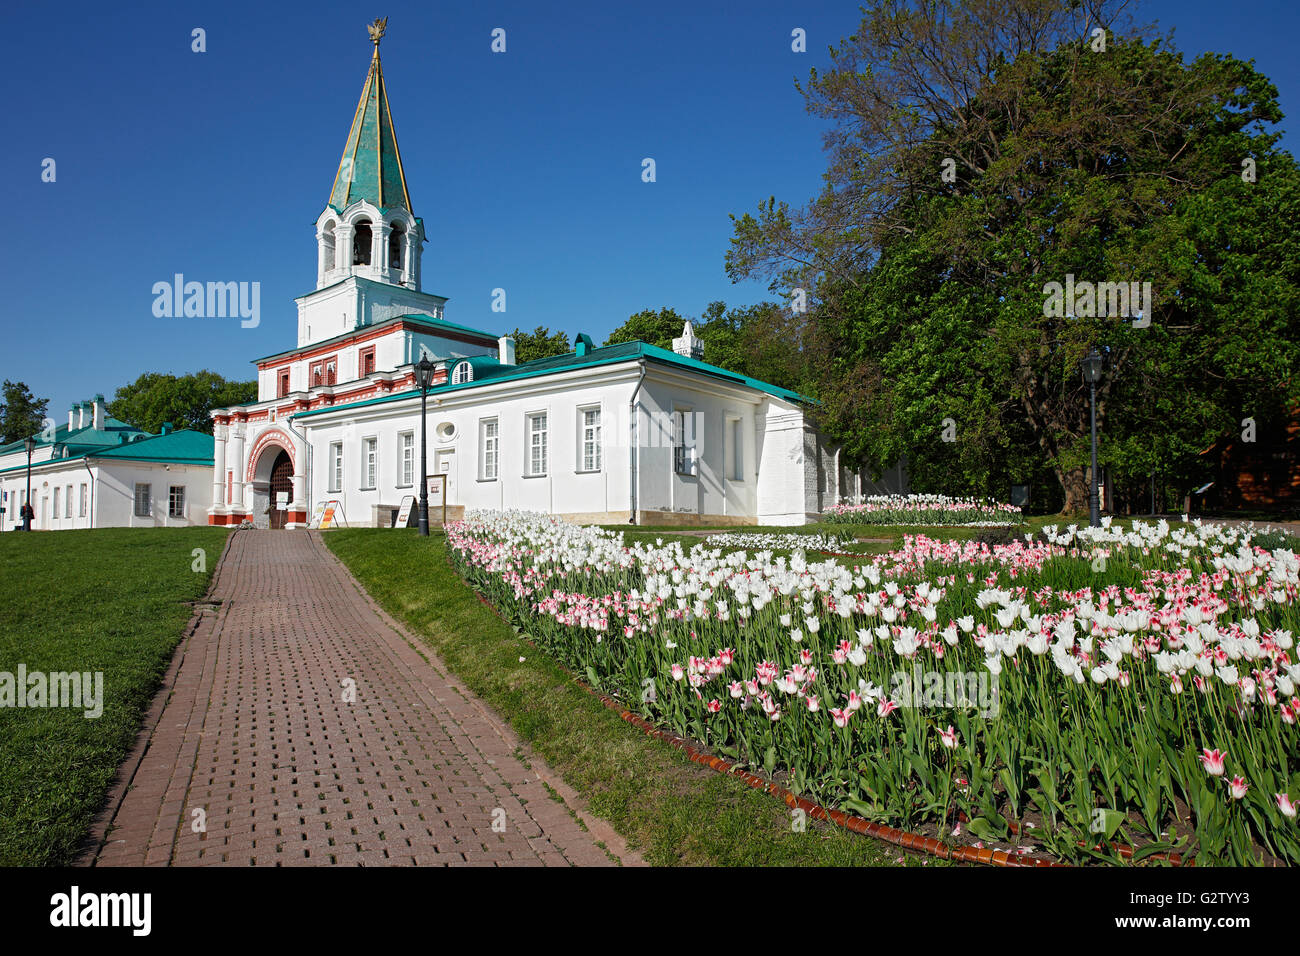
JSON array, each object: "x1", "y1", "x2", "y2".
[{"x1": 2, "y1": 0, "x2": 1297, "y2": 417}]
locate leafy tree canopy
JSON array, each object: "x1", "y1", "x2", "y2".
[
  {"x1": 108, "y1": 371, "x2": 256, "y2": 435},
  {"x1": 726, "y1": 0, "x2": 1299, "y2": 511},
  {"x1": 0, "y1": 381, "x2": 49, "y2": 445},
  {"x1": 604, "y1": 308, "x2": 685, "y2": 350},
  {"x1": 508, "y1": 326, "x2": 571, "y2": 364}
]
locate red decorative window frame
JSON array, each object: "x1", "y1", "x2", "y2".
[
  {"x1": 359, "y1": 346, "x2": 376, "y2": 377},
  {"x1": 310, "y1": 354, "x2": 339, "y2": 388},
  {"x1": 277, "y1": 367, "x2": 290, "y2": 398}
]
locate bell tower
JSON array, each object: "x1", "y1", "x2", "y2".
[
  {"x1": 296, "y1": 18, "x2": 448, "y2": 349},
  {"x1": 314, "y1": 17, "x2": 423, "y2": 292}
]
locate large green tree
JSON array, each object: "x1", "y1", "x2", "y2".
[
  {"x1": 109, "y1": 371, "x2": 256, "y2": 435},
  {"x1": 508, "y1": 326, "x2": 571, "y2": 364},
  {"x1": 604, "y1": 308, "x2": 684, "y2": 350},
  {"x1": 727, "y1": 0, "x2": 1299, "y2": 510},
  {"x1": 697, "y1": 301, "x2": 814, "y2": 394},
  {"x1": 0, "y1": 381, "x2": 49, "y2": 445}
]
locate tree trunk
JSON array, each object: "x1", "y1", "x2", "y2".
[{"x1": 1058, "y1": 464, "x2": 1090, "y2": 515}]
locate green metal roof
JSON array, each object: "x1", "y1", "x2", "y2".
[
  {"x1": 90, "y1": 429, "x2": 214, "y2": 465},
  {"x1": 0, "y1": 417, "x2": 146, "y2": 458},
  {"x1": 400, "y1": 313, "x2": 501, "y2": 344},
  {"x1": 295, "y1": 339, "x2": 811, "y2": 421},
  {"x1": 252, "y1": 310, "x2": 498, "y2": 366},
  {"x1": 0, "y1": 429, "x2": 213, "y2": 476},
  {"x1": 327, "y1": 42, "x2": 412, "y2": 215}
]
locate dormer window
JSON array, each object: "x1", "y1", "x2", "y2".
[{"x1": 451, "y1": 361, "x2": 473, "y2": 385}]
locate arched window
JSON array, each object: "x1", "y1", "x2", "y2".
[
  {"x1": 388, "y1": 221, "x2": 405, "y2": 269},
  {"x1": 321, "y1": 221, "x2": 336, "y2": 272},
  {"x1": 451, "y1": 361, "x2": 473, "y2": 384},
  {"x1": 352, "y1": 219, "x2": 372, "y2": 265}
]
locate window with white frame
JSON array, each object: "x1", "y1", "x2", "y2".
[
  {"x1": 672, "y1": 409, "x2": 697, "y2": 476},
  {"x1": 452, "y1": 361, "x2": 473, "y2": 385},
  {"x1": 479, "y1": 418, "x2": 499, "y2": 480},
  {"x1": 53, "y1": 487, "x2": 60, "y2": 518},
  {"x1": 399, "y1": 432, "x2": 414, "y2": 486},
  {"x1": 526, "y1": 412, "x2": 548, "y2": 476},
  {"x1": 79, "y1": 484, "x2": 87, "y2": 517},
  {"x1": 362, "y1": 437, "x2": 377, "y2": 489},
  {"x1": 329, "y1": 442, "x2": 343, "y2": 492},
  {"x1": 169, "y1": 485, "x2": 185, "y2": 518},
  {"x1": 65, "y1": 484, "x2": 73, "y2": 517},
  {"x1": 578, "y1": 407, "x2": 601, "y2": 472},
  {"x1": 133, "y1": 483, "x2": 152, "y2": 517},
  {"x1": 728, "y1": 417, "x2": 743, "y2": 481}
]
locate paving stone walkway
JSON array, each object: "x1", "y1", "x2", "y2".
[{"x1": 89, "y1": 530, "x2": 638, "y2": 867}]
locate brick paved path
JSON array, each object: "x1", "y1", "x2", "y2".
[{"x1": 89, "y1": 530, "x2": 638, "y2": 867}]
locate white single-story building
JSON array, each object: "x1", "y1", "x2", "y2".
[{"x1": 0, "y1": 397, "x2": 214, "y2": 530}]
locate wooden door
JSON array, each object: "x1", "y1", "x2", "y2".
[{"x1": 269, "y1": 452, "x2": 293, "y2": 530}]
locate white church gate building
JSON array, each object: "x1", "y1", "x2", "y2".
[{"x1": 208, "y1": 23, "x2": 906, "y2": 530}]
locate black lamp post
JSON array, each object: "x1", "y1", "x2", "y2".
[
  {"x1": 1081, "y1": 349, "x2": 1105, "y2": 528},
  {"x1": 22, "y1": 435, "x2": 35, "y2": 532},
  {"x1": 414, "y1": 356, "x2": 436, "y2": 536}
]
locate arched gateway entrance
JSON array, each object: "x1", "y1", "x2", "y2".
[{"x1": 249, "y1": 442, "x2": 297, "y2": 529}]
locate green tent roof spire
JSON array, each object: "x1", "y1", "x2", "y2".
[{"x1": 327, "y1": 18, "x2": 413, "y2": 215}]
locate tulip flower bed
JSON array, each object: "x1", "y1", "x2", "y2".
[
  {"x1": 447, "y1": 512, "x2": 1300, "y2": 865},
  {"x1": 824, "y1": 494, "x2": 1024, "y2": 527},
  {"x1": 703, "y1": 531, "x2": 851, "y2": 552}
]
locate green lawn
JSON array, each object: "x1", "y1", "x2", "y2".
[
  {"x1": 326, "y1": 529, "x2": 922, "y2": 866},
  {"x1": 0, "y1": 527, "x2": 228, "y2": 865}
]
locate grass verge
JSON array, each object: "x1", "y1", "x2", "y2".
[
  {"x1": 326, "y1": 528, "x2": 923, "y2": 866},
  {"x1": 0, "y1": 527, "x2": 228, "y2": 865}
]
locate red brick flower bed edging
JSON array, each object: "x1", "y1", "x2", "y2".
[{"x1": 461, "y1": 578, "x2": 1191, "y2": 867}]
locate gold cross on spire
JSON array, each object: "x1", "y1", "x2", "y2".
[{"x1": 367, "y1": 17, "x2": 388, "y2": 46}]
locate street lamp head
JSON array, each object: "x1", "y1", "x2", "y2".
[
  {"x1": 1081, "y1": 348, "x2": 1105, "y2": 385},
  {"x1": 23, "y1": 435, "x2": 36, "y2": 456},
  {"x1": 414, "y1": 356, "x2": 436, "y2": 390}
]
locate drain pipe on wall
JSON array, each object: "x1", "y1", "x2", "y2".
[
  {"x1": 283, "y1": 414, "x2": 312, "y2": 525},
  {"x1": 82, "y1": 458, "x2": 95, "y2": 530},
  {"x1": 629, "y1": 360, "x2": 647, "y2": 524}
]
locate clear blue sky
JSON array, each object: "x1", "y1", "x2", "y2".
[{"x1": 2, "y1": 0, "x2": 1297, "y2": 417}]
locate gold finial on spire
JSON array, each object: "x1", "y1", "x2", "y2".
[{"x1": 367, "y1": 17, "x2": 388, "y2": 46}]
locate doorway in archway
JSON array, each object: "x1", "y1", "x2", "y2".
[{"x1": 269, "y1": 451, "x2": 293, "y2": 530}]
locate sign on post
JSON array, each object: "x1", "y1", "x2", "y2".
[{"x1": 426, "y1": 475, "x2": 447, "y2": 525}]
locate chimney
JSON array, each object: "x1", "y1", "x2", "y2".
[
  {"x1": 92, "y1": 394, "x2": 105, "y2": 431},
  {"x1": 68, "y1": 405, "x2": 77, "y2": 431},
  {"x1": 498, "y1": 335, "x2": 516, "y2": 366},
  {"x1": 78, "y1": 402, "x2": 89, "y2": 429},
  {"x1": 672, "y1": 321, "x2": 704, "y2": 361}
]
